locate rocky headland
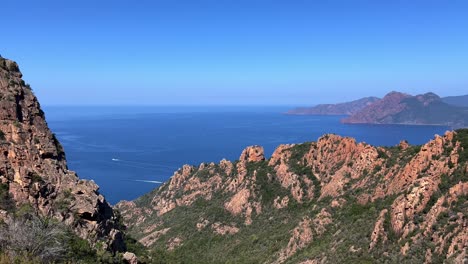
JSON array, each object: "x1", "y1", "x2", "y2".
[
  {"x1": 288, "y1": 91, "x2": 468, "y2": 128},
  {"x1": 117, "y1": 129, "x2": 468, "y2": 263},
  {"x1": 342, "y1": 92, "x2": 468, "y2": 127}
]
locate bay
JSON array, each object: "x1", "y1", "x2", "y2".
[{"x1": 44, "y1": 106, "x2": 450, "y2": 204}]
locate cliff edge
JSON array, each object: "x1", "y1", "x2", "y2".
[{"x1": 0, "y1": 57, "x2": 125, "y2": 253}]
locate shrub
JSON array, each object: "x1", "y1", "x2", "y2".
[
  {"x1": 0, "y1": 252, "x2": 42, "y2": 263},
  {"x1": 29, "y1": 173, "x2": 43, "y2": 184},
  {"x1": 124, "y1": 235, "x2": 150, "y2": 262},
  {"x1": 0, "y1": 215, "x2": 67, "y2": 263},
  {"x1": 14, "y1": 204, "x2": 34, "y2": 218},
  {"x1": 66, "y1": 233, "x2": 98, "y2": 263},
  {"x1": 454, "y1": 129, "x2": 468, "y2": 164},
  {"x1": 0, "y1": 214, "x2": 118, "y2": 263},
  {"x1": 0, "y1": 130, "x2": 5, "y2": 141},
  {"x1": 377, "y1": 149, "x2": 388, "y2": 159}
]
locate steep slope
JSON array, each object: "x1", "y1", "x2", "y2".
[
  {"x1": 0, "y1": 57, "x2": 125, "y2": 252},
  {"x1": 343, "y1": 92, "x2": 468, "y2": 127},
  {"x1": 287, "y1": 97, "x2": 380, "y2": 115},
  {"x1": 117, "y1": 130, "x2": 468, "y2": 263},
  {"x1": 443, "y1": 95, "x2": 468, "y2": 107}
]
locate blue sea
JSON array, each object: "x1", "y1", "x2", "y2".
[{"x1": 43, "y1": 106, "x2": 450, "y2": 204}]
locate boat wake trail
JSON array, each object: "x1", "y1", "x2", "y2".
[
  {"x1": 111, "y1": 158, "x2": 175, "y2": 169},
  {"x1": 134, "y1": 180, "x2": 163, "y2": 184}
]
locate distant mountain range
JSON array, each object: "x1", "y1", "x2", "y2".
[
  {"x1": 287, "y1": 96, "x2": 380, "y2": 115},
  {"x1": 288, "y1": 92, "x2": 468, "y2": 127},
  {"x1": 442, "y1": 94, "x2": 468, "y2": 107}
]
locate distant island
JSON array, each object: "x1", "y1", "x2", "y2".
[{"x1": 288, "y1": 92, "x2": 468, "y2": 128}]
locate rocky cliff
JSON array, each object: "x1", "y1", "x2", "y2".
[
  {"x1": 0, "y1": 57, "x2": 125, "y2": 253},
  {"x1": 287, "y1": 96, "x2": 380, "y2": 116},
  {"x1": 342, "y1": 92, "x2": 468, "y2": 127},
  {"x1": 117, "y1": 130, "x2": 468, "y2": 263}
]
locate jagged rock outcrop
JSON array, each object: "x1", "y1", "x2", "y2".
[
  {"x1": 275, "y1": 217, "x2": 314, "y2": 264},
  {"x1": 240, "y1": 145, "x2": 265, "y2": 162},
  {"x1": 0, "y1": 57, "x2": 125, "y2": 252},
  {"x1": 123, "y1": 252, "x2": 138, "y2": 264},
  {"x1": 269, "y1": 144, "x2": 316, "y2": 202},
  {"x1": 369, "y1": 209, "x2": 388, "y2": 251},
  {"x1": 117, "y1": 128, "x2": 468, "y2": 263},
  {"x1": 210, "y1": 222, "x2": 239, "y2": 235},
  {"x1": 274, "y1": 209, "x2": 332, "y2": 264}
]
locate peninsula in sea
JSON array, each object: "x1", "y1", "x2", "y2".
[{"x1": 288, "y1": 92, "x2": 468, "y2": 128}]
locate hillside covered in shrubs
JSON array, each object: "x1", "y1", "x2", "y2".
[{"x1": 118, "y1": 130, "x2": 468, "y2": 263}]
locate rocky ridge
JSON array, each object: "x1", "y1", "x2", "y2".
[
  {"x1": 0, "y1": 57, "x2": 125, "y2": 253},
  {"x1": 117, "y1": 128, "x2": 468, "y2": 263}
]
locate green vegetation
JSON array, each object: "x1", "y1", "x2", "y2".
[
  {"x1": 14, "y1": 204, "x2": 34, "y2": 218},
  {"x1": 248, "y1": 160, "x2": 288, "y2": 205},
  {"x1": 454, "y1": 129, "x2": 468, "y2": 164},
  {"x1": 125, "y1": 157, "x2": 320, "y2": 263},
  {"x1": 287, "y1": 143, "x2": 321, "y2": 198},
  {"x1": 0, "y1": 130, "x2": 5, "y2": 141},
  {"x1": 124, "y1": 236, "x2": 150, "y2": 263},
  {"x1": 29, "y1": 172, "x2": 44, "y2": 185},
  {"x1": 382, "y1": 144, "x2": 421, "y2": 168},
  {"x1": 146, "y1": 197, "x2": 301, "y2": 264},
  {"x1": 66, "y1": 233, "x2": 99, "y2": 263},
  {"x1": 55, "y1": 190, "x2": 76, "y2": 214}
]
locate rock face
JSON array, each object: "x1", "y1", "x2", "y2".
[
  {"x1": 239, "y1": 145, "x2": 265, "y2": 162},
  {"x1": 0, "y1": 57, "x2": 125, "y2": 252},
  {"x1": 123, "y1": 252, "x2": 138, "y2": 264},
  {"x1": 342, "y1": 91, "x2": 468, "y2": 127},
  {"x1": 287, "y1": 96, "x2": 380, "y2": 115},
  {"x1": 117, "y1": 128, "x2": 468, "y2": 263}
]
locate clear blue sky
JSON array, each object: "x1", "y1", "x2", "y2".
[{"x1": 2, "y1": 0, "x2": 468, "y2": 105}]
